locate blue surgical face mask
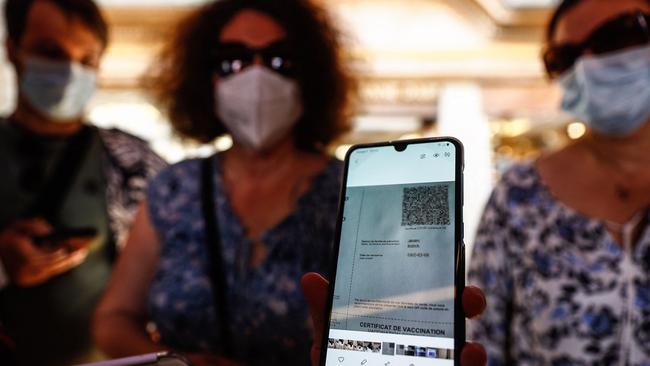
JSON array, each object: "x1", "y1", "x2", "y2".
[
  {"x1": 20, "y1": 56, "x2": 97, "y2": 122},
  {"x1": 559, "y1": 45, "x2": 650, "y2": 136}
]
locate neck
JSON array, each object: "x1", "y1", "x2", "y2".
[
  {"x1": 222, "y1": 136, "x2": 300, "y2": 178},
  {"x1": 582, "y1": 119, "x2": 650, "y2": 174},
  {"x1": 11, "y1": 99, "x2": 84, "y2": 136}
]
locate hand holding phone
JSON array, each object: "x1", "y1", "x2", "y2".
[
  {"x1": 0, "y1": 219, "x2": 93, "y2": 287},
  {"x1": 301, "y1": 273, "x2": 487, "y2": 366},
  {"x1": 319, "y1": 138, "x2": 467, "y2": 365}
]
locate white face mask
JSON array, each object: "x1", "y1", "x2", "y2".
[
  {"x1": 215, "y1": 65, "x2": 303, "y2": 151},
  {"x1": 20, "y1": 57, "x2": 97, "y2": 122}
]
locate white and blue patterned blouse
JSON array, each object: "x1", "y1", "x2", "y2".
[
  {"x1": 469, "y1": 163, "x2": 650, "y2": 366},
  {"x1": 145, "y1": 155, "x2": 342, "y2": 365}
]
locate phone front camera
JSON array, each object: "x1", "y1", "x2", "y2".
[{"x1": 394, "y1": 143, "x2": 407, "y2": 152}]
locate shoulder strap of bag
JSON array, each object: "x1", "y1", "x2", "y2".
[
  {"x1": 201, "y1": 156, "x2": 233, "y2": 356},
  {"x1": 27, "y1": 125, "x2": 95, "y2": 221}
]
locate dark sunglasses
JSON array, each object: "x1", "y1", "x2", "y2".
[
  {"x1": 543, "y1": 11, "x2": 650, "y2": 79},
  {"x1": 212, "y1": 40, "x2": 295, "y2": 78}
]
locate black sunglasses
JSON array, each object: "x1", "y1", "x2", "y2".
[
  {"x1": 212, "y1": 40, "x2": 295, "y2": 78},
  {"x1": 543, "y1": 11, "x2": 650, "y2": 79}
]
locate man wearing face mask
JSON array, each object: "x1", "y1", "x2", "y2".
[
  {"x1": 469, "y1": 0, "x2": 650, "y2": 364},
  {"x1": 0, "y1": 0, "x2": 165, "y2": 365}
]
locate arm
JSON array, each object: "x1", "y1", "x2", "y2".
[
  {"x1": 93, "y1": 201, "x2": 166, "y2": 357},
  {"x1": 93, "y1": 201, "x2": 243, "y2": 366},
  {"x1": 468, "y1": 190, "x2": 515, "y2": 365}
]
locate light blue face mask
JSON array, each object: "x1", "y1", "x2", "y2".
[
  {"x1": 559, "y1": 45, "x2": 650, "y2": 136},
  {"x1": 20, "y1": 57, "x2": 97, "y2": 122}
]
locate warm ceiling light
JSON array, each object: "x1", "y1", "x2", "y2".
[{"x1": 567, "y1": 122, "x2": 586, "y2": 140}]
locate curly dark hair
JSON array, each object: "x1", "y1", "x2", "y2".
[{"x1": 147, "y1": 0, "x2": 356, "y2": 151}]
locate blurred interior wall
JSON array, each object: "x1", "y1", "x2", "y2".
[{"x1": 437, "y1": 83, "x2": 493, "y2": 262}]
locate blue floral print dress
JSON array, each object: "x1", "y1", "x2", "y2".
[
  {"x1": 469, "y1": 163, "x2": 650, "y2": 366},
  {"x1": 145, "y1": 155, "x2": 342, "y2": 365}
]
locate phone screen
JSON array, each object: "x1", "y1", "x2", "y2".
[{"x1": 321, "y1": 138, "x2": 464, "y2": 366}]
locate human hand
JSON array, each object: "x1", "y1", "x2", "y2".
[
  {"x1": 301, "y1": 272, "x2": 487, "y2": 366},
  {"x1": 0, "y1": 219, "x2": 91, "y2": 287}
]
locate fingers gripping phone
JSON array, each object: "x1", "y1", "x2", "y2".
[{"x1": 320, "y1": 138, "x2": 465, "y2": 366}]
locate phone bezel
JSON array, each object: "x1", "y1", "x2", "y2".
[{"x1": 319, "y1": 137, "x2": 465, "y2": 366}]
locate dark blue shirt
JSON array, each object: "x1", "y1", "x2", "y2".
[{"x1": 146, "y1": 155, "x2": 342, "y2": 365}]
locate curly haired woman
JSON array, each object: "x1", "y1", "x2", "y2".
[{"x1": 92, "y1": 1, "x2": 355, "y2": 365}]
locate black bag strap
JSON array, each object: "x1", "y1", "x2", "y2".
[
  {"x1": 27, "y1": 125, "x2": 95, "y2": 221},
  {"x1": 201, "y1": 156, "x2": 233, "y2": 356}
]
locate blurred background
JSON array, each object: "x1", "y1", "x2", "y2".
[{"x1": 0, "y1": 0, "x2": 579, "y2": 249}]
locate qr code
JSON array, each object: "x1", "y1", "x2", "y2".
[{"x1": 401, "y1": 185, "x2": 450, "y2": 226}]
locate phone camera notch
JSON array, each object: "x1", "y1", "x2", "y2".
[{"x1": 393, "y1": 142, "x2": 407, "y2": 152}]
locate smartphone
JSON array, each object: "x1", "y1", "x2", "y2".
[
  {"x1": 33, "y1": 227, "x2": 98, "y2": 247},
  {"x1": 320, "y1": 137, "x2": 464, "y2": 366},
  {"x1": 75, "y1": 352, "x2": 191, "y2": 366}
]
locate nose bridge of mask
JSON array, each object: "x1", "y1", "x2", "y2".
[
  {"x1": 246, "y1": 65, "x2": 296, "y2": 100},
  {"x1": 249, "y1": 66, "x2": 266, "y2": 143},
  {"x1": 249, "y1": 66, "x2": 299, "y2": 142}
]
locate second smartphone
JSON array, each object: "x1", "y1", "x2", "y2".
[{"x1": 320, "y1": 137, "x2": 465, "y2": 366}]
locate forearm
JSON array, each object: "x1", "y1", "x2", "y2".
[
  {"x1": 93, "y1": 311, "x2": 166, "y2": 358},
  {"x1": 93, "y1": 202, "x2": 166, "y2": 358}
]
